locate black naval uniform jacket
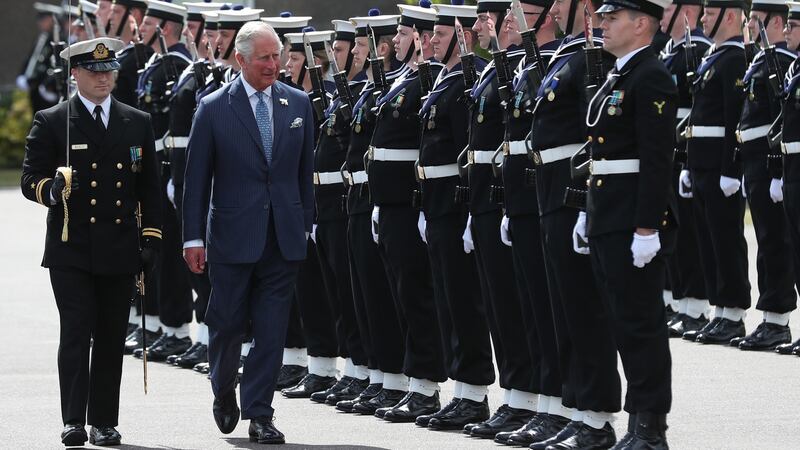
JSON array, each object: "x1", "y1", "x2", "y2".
[
  {"x1": 21, "y1": 94, "x2": 163, "y2": 275},
  {"x1": 783, "y1": 58, "x2": 800, "y2": 182},
  {"x1": 167, "y1": 62, "x2": 208, "y2": 196},
  {"x1": 686, "y1": 37, "x2": 746, "y2": 178},
  {"x1": 502, "y1": 41, "x2": 558, "y2": 218},
  {"x1": 137, "y1": 43, "x2": 192, "y2": 139},
  {"x1": 585, "y1": 47, "x2": 678, "y2": 237},
  {"x1": 738, "y1": 43, "x2": 796, "y2": 181},
  {"x1": 113, "y1": 43, "x2": 154, "y2": 108}
]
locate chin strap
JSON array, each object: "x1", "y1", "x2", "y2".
[
  {"x1": 344, "y1": 41, "x2": 355, "y2": 74},
  {"x1": 443, "y1": 32, "x2": 458, "y2": 66},
  {"x1": 709, "y1": 7, "x2": 726, "y2": 39},
  {"x1": 195, "y1": 19, "x2": 205, "y2": 48},
  {"x1": 113, "y1": 7, "x2": 131, "y2": 39},
  {"x1": 566, "y1": 0, "x2": 579, "y2": 37},
  {"x1": 666, "y1": 5, "x2": 682, "y2": 36},
  {"x1": 147, "y1": 19, "x2": 166, "y2": 48}
]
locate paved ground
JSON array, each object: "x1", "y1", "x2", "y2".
[{"x1": 1, "y1": 188, "x2": 799, "y2": 449}]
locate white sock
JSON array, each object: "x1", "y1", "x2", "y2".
[
  {"x1": 461, "y1": 382, "x2": 488, "y2": 402},
  {"x1": 128, "y1": 306, "x2": 139, "y2": 324},
  {"x1": 343, "y1": 358, "x2": 356, "y2": 378},
  {"x1": 549, "y1": 398, "x2": 574, "y2": 420},
  {"x1": 722, "y1": 307, "x2": 746, "y2": 322},
  {"x1": 509, "y1": 389, "x2": 537, "y2": 411},
  {"x1": 714, "y1": 306, "x2": 724, "y2": 319},
  {"x1": 685, "y1": 298, "x2": 710, "y2": 319},
  {"x1": 354, "y1": 365, "x2": 370, "y2": 380},
  {"x1": 537, "y1": 395, "x2": 551, "y2": 414},
  {"x1": 409, "y1": 378, "x2": 440, "y2": 397},
  {"x1": 503, "y1": 389, "x2": 512, "y2": 406},
  {"x1": 143, "y1": 315, "x2": 160, "y2": 333},
  {"x1": 241, "y1": 341, "x2": 252, "y2": 357},
  {"x1": 764, "y1": 311, "x2": 791, "y2": 326},
  {"x1": 196, "y1": 323, "x2": 209, "y2": 345},
  {"x1": 583, "y1": 411, "x2": 614, "y2": 430},
  {"x1": 170, "y1": 323, "x2": 191, "y2": 339},
  {"x1": 678, "y1": 298, "x2": 689, "y2": 314},
  {"x1": 382, "y1": 372, "x2": 409, "y2": 391},
  {"x1": 308, "y1": 356, "x2": 338, "y2": 377},
  {"x1": 571, "y1": 409, "x2": 585, "y2": 422},
  {"x1": 453, "y1": 381, "x2": 463, "y2": 399},
  {"x1": 369, "y1": 369, "x2": 384, "y2": 384},
  {"x1": 281, "y1": 347, "x2": 308, "y2": 366},
  {"x1": 663, "y1": 290, "x2": 679, "y2": 310}
]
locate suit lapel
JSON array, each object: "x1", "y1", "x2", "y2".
[
  {"x1": 69, "y1": 95, "x2": 104, "y2": 148},
  {"x1": 96, "y1": 99, "x2": 129, "y2": 161},
  {"x1": 270, "y1": 81, "x2": 288, "y2": 165},
  {"x1": 228, "y1": 77, "x2": 266, "y2": 157}
]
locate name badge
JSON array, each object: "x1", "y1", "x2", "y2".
[{"x1": 71, "y1": 144, "x2": 88, "y2": 150}]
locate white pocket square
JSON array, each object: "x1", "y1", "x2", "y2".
[{"x1": 290, "y1": 117, "x2": 303, "y2": 128}]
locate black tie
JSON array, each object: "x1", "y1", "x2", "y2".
[{"x1": 94, "y1": 105, "x2": 105, "y2": 130}]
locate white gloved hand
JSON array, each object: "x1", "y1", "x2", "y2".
[
  {"x1": 463, "y1": 214, "x2": 474, "y2": 254},
  {"x1": 631, "y1": 231, "x2": 661, "y2": 268},
  {"x1": 500, "y1": 215, "x2": 512, "y2": 246},
  {"x1": 166, "y1": 178, "x2": 176, "y2": 208},
  {"x1": 572, "y1": 211, "x2": 590, "y2": 255},
  {"x1": 371, "y1": 206, "x2": 380, "y2": 244},
  {"x1": 719, "y1": 175, "x2": 741, "y2": 197},
  {"x1": 678, "y1": 170, "x2": 693, "y2": 199},
  {"x1": 15, "y1": 75, "x2": 28, "y2": 91},
  {"x1": 310, "y1": 223, "x2": 318, "y2": 244},
  {"x1": 770, "y1": 178, "x2": 784, "y2": 203},
  {"x1": 417, "y1": 211, "x2": 427, "y2": 244}
]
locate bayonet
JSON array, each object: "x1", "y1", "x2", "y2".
[
  {"x1": 414, "y1": 25, "x2": 433, "y2": 95},
  {"x1": 486, "y1": 15, "x2": 512, "y2": 103},
  {"x1": 511, "y1": 0, "x2": 545, "y2": 81},
  {"x1": 367, "y1": 25, "x2": 388, "y2": 95},
  {"x1": 325, "y1": 40, "x2": 355, "y2": 121},
  {"x1": 155, "y1": 25, "x2": 179, "y2": 96},
  {"x1": 304, "y1": 33, "x2": 329, "y2": 121},
  {"x1": 455, "y1": 17, "x2": 477, "y2": 97}
]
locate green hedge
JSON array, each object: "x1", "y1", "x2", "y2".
[{"x1": 0, "y1": 90, "x2": 32, "y2": 169}]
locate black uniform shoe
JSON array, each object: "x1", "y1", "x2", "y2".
[
  {"x1": 126, "y1": 322, "x2": 138, "y2": 338},
  {"x1": 545, "y1": 422, "x2": 616, "y2": 450},
  {"x1": 144, "y1": 335, "x2": 192, "y2": 361},
  {"x1": 311, "y1": 376, "x2": 354, "y2": 403},
  {"x1": 775, "y1": 338, "x2": 800, "y2": 355},
  {"x1": 88, "y1": 426, "x2": 122, "y2": 446},
  {"x1": 471, "y1": 404, "x2": 536, "y2": 439},
  {"x1": 696, "y1": 318, "x2": 745, "y2": 345},
  {"x1": 61, "y1": 424, "x2": 87, "y2": 447},
  {"x1": 383, "y1": 391, "x2": 441, "y2": 422},
  {"x1": 495, "y1": 414, "x2": 543, "y2": 445},
  {"x1": 249, "y1": 417, "x2": 285, "y2": 444},
  {"x1": 738, "y1": 321, "x2": 792, "y2": 351},
  {"x1": 664, "y1": 305, "x2": 678, "y2": 324},
  {"x1": 351, "y1": 388, "x2": 406, "y2": 415},
  {"x1": 530, "y1": 421, "x2": 582, "y2": 450},
  {"x1": 336, "y1": 383, "x2": 382, "y2": 412},
  {"x1": 124, "y1": 327, "x2": 161, "y2": 354},
  {"x1": 669, "y1": 314, "x2": 708, "y2": 338},
  {"x1": 682, "y1": 317, "x2": 721, "y2": 341},
  {"x1": 375, "y1": 389, "x2": 413, "y2": 418},
  {"x1": 275, "y1": 364, "x2": 309, "y2": 390},
  {"x1": 194, "y1": 362, "x2": 210, "y2": 373},
  {"x1": 464, "y1": 404, "x2": 509, "y2": 434},
  {"x1": 176, "y1": 343, "x2": 209, "y2": 368},
  {"x1": 166, "y1": 354, "x2": 180, "y2": 365},
  {"x1": 609, "y1": 414, "x2": 636, "y2": 449},
  {"x1": 281, "y1": 373, "x2": 337, "y2": 399},
  {"x1": 611, "y1": 413, "x2": 667, "y2": 450},
  {"x1": 416, "y1": 396, "x2": 460, "y2": 427},
  {"x1": 428, "y1": 397, "x2": 490, "y2": 431},
  {"x1": 507, "y1": 413, "x2": 572, "y2": 446},
  {"x1": 326, "y1": 377, "x2": 370, "y2": 405},
  {"x1": 213, "y1": 391, "x2": 240, "y2": 434}
]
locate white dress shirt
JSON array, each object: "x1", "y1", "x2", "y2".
[
  {"x1": 77, "y1": 91, "x2": 111, "y2": 128},
  {"x1": 615, "y1": 45, "x2": 650, "y2": 71}
]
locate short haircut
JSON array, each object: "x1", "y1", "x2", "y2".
[{"x1": 235, "y1": 21, "x2": 282, "y2": 61}]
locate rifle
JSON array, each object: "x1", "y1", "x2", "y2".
[
  {"x1": 304, "y1": 33, "x2": 329, "y2": 122},
  {"x1": 756, "y1": 17, "x2": 785, "y2": 99},
  {"x1": 134, "y1": 204, "x2": 149, "y2": 395},
  {"x1": 50, "y1": 14, "x2": 68, "y2": 101},
  {"x1": 131, "y1": 19, "x2": 148, "y2": 71},
  {"x1": 413, "y1": 26, "x2": 434, "y2": 96},
  {"x1": 206, "y1": 41, "x2": 224, "y2": 84},
  {"x1": 324, "y1": 40, "x2": 355, "y2": 122},
  {"x1": 155, "y1": 25, "x2": 179, "y2": 97},
  {"x1": 367, "y1": 25, "x2": 389, "y2": 100},
  {"x1": 511, "y1": 0, "x2": 545, "y2": 83},
  {"x1": 583, "y1": 0, "x2": 605, "y2": 101},
  {"x1": 677, "y1": 15, "x2": 697, "y2": 144},
  {"x1": 455, "y1": 17, "x2": 477, "y2": 97},
  {"x1": 184, "y1": 27, "x2": 209, "y2": 90},
  {"x1": 743, "y1": 19, "x2": 757, "y2": 65},
  {"x1": 487, "y1": 16, "x2": 512, "y2": 104}
]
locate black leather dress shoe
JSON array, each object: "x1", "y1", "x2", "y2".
[
  {"x1": 351, "y1": 388, "x2": 406, "y2": 415},
  {"x1": 416, "y1": 396, "x2": 459, "y2": 427},
  {"x1": 126, "y1": 322, "x2": 138, "y2": 338},
  {"x1": 669, "y1": 314, "x2": 708, "y2": 338},
  {"x1": 738, "y1": 321, "x2": 792, "y2": 351},
  {"x1": 530, "y1": 421, "x2": 582, "y2": 450},
  {"x1": 326, "y1": 377, "x2": 370, "y2": 405},
  {"x1": 464, "y1": 404, "x2": 508, "y2": 434},
  {"x1": 664, "y1": 305, "x2": 678, "y2": 325},
  {"x1": 495, "y1": 414, "x2": 542, "y2": 445},
  {"x1": 88, "y1": 426, "x2": 122, "y2": 446},
  {"x1": 194, "y1": 362, "x2": 210, "y2": 374},
  {"x1": 775, "y1": 338, "x2": 800, "y2": 355},
  {"x1": 609, "y1": 414, "x2": 636, "y2": 449},
  {"x1": 276, "y1": 365, "x2": 309, "y2": 391},
  {"x1": 61, "y1": 424, "x2": 87, "y2": 446},
  {"x1": 145, "y1": 335, "x2": 192, "y2": 361},
  {"x1": 428, "y1": 397, "x2": 490, "y2": 431},
  {"x1": 611, "y1": 413, "x2": 667, "y2": 450},
  {"x1": 249, "y1": 417, "x2": 285, "y2": 444},
  {"x1": 311, "y1": 376, "x2": 354, "y2": 403},
  {"x1": 281, "y1": 373, "x2": 337, "y2": 399},
  {"x1": 682, "y1": 317, "x2": 721, "y2": 341},
  {"x1": 471, "y1": 404, "x2": 536, "y2": 439},
  {"x1": 696, "y1": 318, "x2": 745, "y2": 345},
  {"x1": 124, "y1": 327, "x2": 161, "y2": 354},
  {"x1": 176, "y1": 343, "x2": 208, "y2": 368},
  {"x1": 336, "y1": 383, "x2": 382, "y2": 412},
  {"x1": 545, "y1": 422, "x2": 616, "y2": 450},
  {"x1": 213, "y1": 391, "x2": 240, "y2": 434},
  {"x1": 506, "y1": 413, "x2": 571, "y2": 446},
  {"x1": 375, "y1": 389, "x2": 412, "y2": 418},
  {"x1": 383, "y1": 391, "x2": 441, "y2": 422}
]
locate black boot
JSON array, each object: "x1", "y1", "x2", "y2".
[
  {"x1": 738, "y1": 321, "x2": 792, "y2": 351},
  {"x1": 415, "y1": 396, "x2": 460, "y2": 427},
  {"x1": 612, "y1": 412, "x2": 668, "y2": 450},
  {"x1": 470, "y1": 404, "x2": 536, "y2": 439},
  {"x1": 545, "y1": 422, "x2": 616, "y2": 450},
  {"x1": 428, "y1": 397, "x2": 490, "y2": 431},
  {"x1": 336, "y1": 383, "x2": 382, "y2": 413},
  {"x1": 383, "y1": 391, "x2": 441, "y2": 422}
]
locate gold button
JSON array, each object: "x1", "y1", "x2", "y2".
[
  {"x1": 117, "y1": 163, "x2": 123, "y2": 169},
  {"x1": 598, "y1": 136, "x2": 605, "y2": 144},
  {"x1": 90, "y1": 217, "x2": 96, "y2": 223},
  {"x1": 596, "y1": 179, "x2": 603, "y2": 187},
  {"x1": 116, "y1": 182, "x2": 122, "y2": 188},
  {"x1": 587, "y1": 136, "x2": 593, "y2": 142},
  {"x1": 662, "y1": 219, "x2": 668, "y2": 226},
  {"x1": 91, "y1": 163, "x2": 97, "y2": 170},
  {"x1": 664, "y1": 210, "x2": 669, "y2": 216},
  {"x1": 91, "y1": 181, "x2": 97, "y2": 188},
  {"x1": 90, "y1": 199, "x2": 96, "y2": 206},
  {"x1": 115, "y1": 219, "x2": 122, "y2": 224},
  {"x1": 116, "y1": 200, "x2": 122, "y2": 206}
]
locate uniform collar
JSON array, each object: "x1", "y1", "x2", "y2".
[
  {"x1": 76, "y1": 91, "x2": 111, "y2": 118},
  {"x1": 616, "y1": 45, "x2": 650, "y2": 71}
]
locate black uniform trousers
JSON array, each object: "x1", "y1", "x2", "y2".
[
  {"x1": 589, "y1": 232, "x2": 672, "y2": 414},
  {"x1": 426, "y1": 212, "x2": 495, "y2": 386},
  {"x1": 284, "y1": 298, "x2": 306, "y2": 349},
  {"x1": 295, "y1": 239, "x2": 338, "y2": 357},
  {"x1": 316, "y1": 218, "x2": 368, "y2": 366},
  {"x1": 377, "y1": 204, "x2": 446, "y2": 382},
  {"x1": 174, "y1": 183, "x2": 211, "y2": 324},
  {"x1": 690, "y1": 169, "x2": 751, "y2": 308},
  {"x1": 783, "y1": 178, "x2": 800, "y2": 312},
  {"x1": 665, "y1": 168, "x2": 707, "y2": 300},
  {"x1": 348, "y1": 211, "x2": 406, "y2": 374},
  {"x1": 471, "y1": 210, "x2": 534, "y2": 392},
  {"x1": 510, "y1": 214, "x2": 560, "y2": 397},
  {"x1": 49, "y1": 267, "x2": 133, "y2": 427},
  {"x1": 540, "y1": 208, "x2": 621, "y2": 412}
]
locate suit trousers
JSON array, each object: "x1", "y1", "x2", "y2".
[
  {"x1": 589, "y1": 231, "x2": 672, "y2": 414},
  {"x1": 540, "y1": 208, "x2": 620, "y2": 412},
  {"x1": 783, "y1": 179, "x2": 800, "y2": 312},
  {"x1": 665, "y1": 169, "x2": 707, "y2": 300},
  {"x1": 49, "y1": 267, "x2": 133, "y2": 427},
  {"x1": 174, "y1": 184, "x2": 211, "y2": 324},
  {"x1": 426, "y1": 212, "x2": 495, "y2": 386},
  {"x1": 295, "y1": 239, "x2": 338, "y2": 357},
  {"x1": 206, "y1": 215, "x2": 300, "y2": 419},
  {"x1": 691, "y1": 169, "x2": 751, "y2": 308},
  {"x1": 347, "y1": 211, "x2": 406, "y2": 374},
  {"x1": 316, "y1": 218, "x2": 368, "y2": 366},
  {"x1": 510, "y1": 214, "x2": 560, "y2": 397},
  {"x1": 377, "y1": 204, "x2": 446, "y2": 382}
]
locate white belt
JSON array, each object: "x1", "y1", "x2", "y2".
[
  {"x1": 504, "y1": 140, "x2": 529, "y2": 156},
  {"x1": 468, "y1": 150, "x2": 496, "y2": 164},
  {"x1": 531, "y1": 143, "x2": 583, "y2": 165},
  {"x1": 686, "y1": 125, "x2": 725, "y2": 139},
  {"x1": 370, "y1": 147, "x2": 419, "y2": 162},
  {"x1": 676, "y1": 108, "x2": 690, "y2": 119},
  {"x1": 345, "y1": 170, "x2": 368, "y2": 185},
  {"x1": 417, "y1": 164, "x2": 459, "y2": 180},
  {"x1": 782, "y1": 141, "x2": 800, "y2": 155},
  {"x1": 165, "y1": 136, "x2": 190, "y2": 149},
  {"x1": 736, "y1": 125, "x2": 770, "y2": 143},
  {"x1": 314, "y1": 171, "x2": 343, "y2": 185},
  {"x1": 590, "y1": 159, "x2": 640, "y2": 175}
]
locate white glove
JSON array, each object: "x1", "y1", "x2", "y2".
[
  {"x1": 310, "y1": 223, "x2": 318, "y2": 244},
  {"x1": 719, "y1": 175, "x2": 741, "y2": 197},
  {"x1": 15, "y1": 75, "x2": 28, "y2": 91},
  {"x1": 463, "y1": 214, "x2": 474, "y2": 254},
  {"x1": 631, "y1": 231, "x2": 661, "y2": 268},
  {"x1": 500, "y1": 215, "x2": 512, "y2": 247},
  {"x1": 770, "y1": 178, "x2": 784, "y2": 203},
  {"x1": 572, "y1": 211, "x2": 590, "y2": 255},
  {"x1": 371, "y1": 206, "x2": 380, "y2": 244},
  {"x1": 166, "y1": 178, "x2": 176, "y2": 208},
  {"x1": 678, "y1": 170, "x2": 693, "y2": 199},
  {"x1": 417, "y1": 211, "x2": 427, "y2": 244}
]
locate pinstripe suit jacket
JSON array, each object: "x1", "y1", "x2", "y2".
[{"x1": 182, "y1": 77, "x2": 315, "y2": 263}]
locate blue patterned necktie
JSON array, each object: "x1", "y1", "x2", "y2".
[{"x1": 255, "y1": 91, "x2": 273, "y2": 164}]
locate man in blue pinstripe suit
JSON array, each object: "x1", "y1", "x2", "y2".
[{"x1": 181, "y1": 21, "x2": 314, "y2": 444}]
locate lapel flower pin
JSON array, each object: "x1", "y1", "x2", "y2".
[{"x1": 279, "y1": 98, "x2": 289, "y2": 106}]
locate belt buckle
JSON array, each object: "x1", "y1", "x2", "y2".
[
  {"x1": 344, "y1": 172, "x2": 353, "y2": 186},
  {"x1": 684, "y1": 126, "x2": 693, "y2": 139},
  {"x1": 368, "y1": 146, "x2": 375, "y2": 160},
  {"x1": 588, "y1": 160, "x2": 594, "y2": 175},
  {"x1": 782, "y1": 142, "x2": 787, "y2": 154},
  {"x1": 468, "y1": 150, "x2": 475, "y2": 165},
  {"x1": 735, "y1": 130, "x2": 742, "y2": 144},
  {"x1": 417, "y1": 165, "x2": 426, "y2": 180},
  {"x1": 531, "y1": 151, "x2": 542, "y2": 166},
  {"x1": 313, "y1": 173, "x2": 320, "y2": 185},
  {"x1": 503, "y1": 141, "x2": 510, "y2": 156}
]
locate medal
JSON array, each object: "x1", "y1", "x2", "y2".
[
  {"x1": 606, "y1": 90, "x2": 625, "y2": 116},
  {"x1": 607, "y1": 106, "x2": 616, "y2": 116},
  {"x1": 392, "y1": 110, "x2": 400, "y2": 119},
  {"x1": 547, "y1": 91, "x2": 555, "y2": 101},
  {"x1": 477, "y1": 114, "x2": 484, "y2": 123},
  {"x1": 354, "y1": 124, "x2": 362, "y2": 133},
  {"x1": 427, "y1": 120, "x2": 435, "y2": 130},
  {"x1": 477, "y1": 96, "x2": 486, "y2": 124},
  {"x1": 512, "y1": 92, "x2": 523, "y2": 119},
  {"x1": 427, "y1": 105, "x2": 437, "y2": 130},
  {"x1": 513, "y1": 109, "x2": 521, "y2": 118}
]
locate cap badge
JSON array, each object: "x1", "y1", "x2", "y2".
[{"x1": 93, "y1": 43, "x2": 109, "y2": 60}]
